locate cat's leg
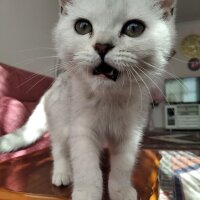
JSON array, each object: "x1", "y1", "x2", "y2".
[
  {"x1": 70, "y1": 126, "x2": 102, "y2": 200},
  {"x1": 51, "y1": 136, "x2": 72, "y2": 186},
  {"x1": 109, "y1": 137, "x2": 140, "y2": 200}
]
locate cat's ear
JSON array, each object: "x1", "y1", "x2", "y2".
[
  {"x1": 58, "y1": 0, "x2": 70, "y2": 15},
  {"x1": 157, "y1": 0, "x2": 177, "y2": 20}
]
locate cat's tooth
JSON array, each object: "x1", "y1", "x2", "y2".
[{"x1": 108, "y1": 70, "x2": 114, "y2": 76}]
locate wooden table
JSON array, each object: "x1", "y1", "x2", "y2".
[{"x1": 0, "y1": 148, "x2": 161, "y2": 200}]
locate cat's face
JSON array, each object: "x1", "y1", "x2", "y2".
[{"x1": 54, "y1": 0, "x2": 176, "y2": 91}]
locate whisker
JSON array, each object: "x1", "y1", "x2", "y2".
[
  {"x1": 134, "y1": 64, "x2": 171, "y2": 106},
  {"x1": 122, "y1": 69, "x2": 125, "y2": 88},
  {"x1": 141, "y1": 60, "x2": 189, "y2": 91},
  {"x1": 125, "y1": 69, "x2": 133, "y2": 105},
  {"x1": 118, "y1": 49, "x2": 189, "y2": 65},
  {"x1": 86, "y1": 65, "x2": 89, "y2": 81},
  {"x1": 25, "y1": 76, "x2": 50, "y2": 94},
  {"x1": 18, "y1": 47, "x2": 57, "y2": 53},
  {"x1": 170, "y1": 56, "x2": 188, "y2": 64},
  {"x1": 25, "y1": 64, "x2": 79, "y2": 94},
  {"x1": 138, "y1": 64, "x2": 181, "y2": 105},
  {"x1": 129, "y1": 65, "x2": 155, "y2": 108},
  {"x1": 126, "y1": 66, "x2": 143, "y2": 111},
  {"x1": 15, "y1": 55, "x2": 59, "y2": 67},
  {"x1": 16, "y1": 63, "x2": 66, "y2": 89}
]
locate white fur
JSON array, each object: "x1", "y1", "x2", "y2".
[
  {"x1": 0, "y1": 0, "x2": 176, "y2": 199},
  {"x1": 0, "y1": 96, "x2": 47, "y2": 152}
]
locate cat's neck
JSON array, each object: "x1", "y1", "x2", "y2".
[{"x1": 68, "y1": 71, "x2": 144, "y2": 105}]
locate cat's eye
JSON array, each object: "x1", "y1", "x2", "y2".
[
  {"x1": 121, "y1": 20, "x2": 145, "y2": 38},
  {"x1": 75, "y1": 19, "x2": 93, "y2": 35}
]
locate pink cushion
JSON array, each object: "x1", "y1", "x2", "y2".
[
  {"x1": 23, "y1": 102, "x2": 38, "y2": 113},
  {"x1": 0, "y1": 97, "x2": 51, "y2": 163},
  {"x1": 0, "y1": 63, "x2": 52, "y2": 162},
  {"x1": 0, "y1": 63, "x2": 54, "y2": 102},
  {"x1": 0, "y1": 97, "x2": 29, "y2": 135}
]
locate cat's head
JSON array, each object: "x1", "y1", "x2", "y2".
[{"x1": 54, "y1": 0, "x2": 176, "y2": 92}]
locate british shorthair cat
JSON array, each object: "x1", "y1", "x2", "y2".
[{"x1": 0, "y1": 0, "x2": 176, "y2": 199}]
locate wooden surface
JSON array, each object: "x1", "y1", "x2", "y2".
[{"x1": 0, "y1": 148, "x2": 161, "y2": 200}]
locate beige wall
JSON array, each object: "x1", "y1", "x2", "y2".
[
  {"x1": 0, "y1": 0, "x2": 58, "y2": 77},
  {"x1": 153, "y1": 20, "x2": 200, "y2": 128}
]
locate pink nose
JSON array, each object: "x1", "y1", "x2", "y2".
[{"x1": 94, "y1": 43, "x2": 114, "y2": 59}]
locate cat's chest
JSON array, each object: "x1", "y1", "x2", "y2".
[
  {"x1": 95, "y1": 103, "x2": 130, "y2": 136},
  {"x1": 72, "y1": 95, "x2": 133, "y2": 138}
]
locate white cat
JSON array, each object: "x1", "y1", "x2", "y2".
[{"x1": 0, "y1": 0, "x2": 176, "y2": 199}]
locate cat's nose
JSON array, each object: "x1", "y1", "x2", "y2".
[{"x1": 94, "y1": 43, "x2": 114, "y2": 59}]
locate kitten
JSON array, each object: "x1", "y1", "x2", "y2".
[{"x1": 0, "y1": 0, "x2": 176, "y2": 199}]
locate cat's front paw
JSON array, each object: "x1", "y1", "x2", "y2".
[
  {"x1": 109, "y1": 183, "x2": 137, "y2": 200},
  {"x1": 52, "y1": 171, "x2": 72, "y2": 187}
]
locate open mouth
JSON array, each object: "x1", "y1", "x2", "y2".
[{"x1": 92, "y1": 62, "x2": 119, "y2": 81}]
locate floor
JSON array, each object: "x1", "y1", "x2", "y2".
[
  {"x1": 142, "y1": 129, "x2": 200, "y2": 200},
  {"x1": 142, "y1": 129, "x2": 200, "y2": 150}
]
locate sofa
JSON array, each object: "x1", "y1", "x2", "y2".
[{"x1": 0, "y1": 62, "x2": 53, "y2": 162}]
